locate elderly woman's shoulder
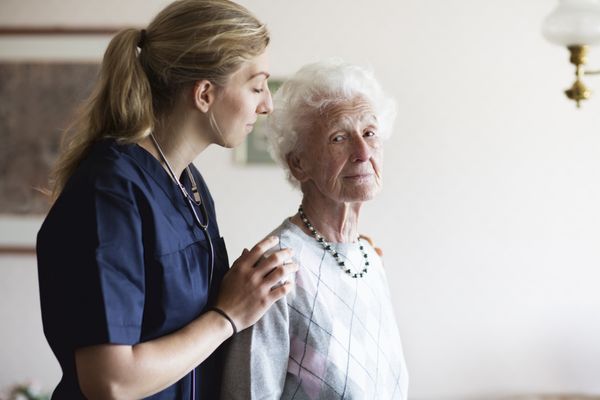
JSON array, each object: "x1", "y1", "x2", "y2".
[
  {"x1": 264, "y1": 218, "x2": 307, "y2": 253},
  {"x1": 359, "y1": 233, "x2": 384, "y2": 258}
]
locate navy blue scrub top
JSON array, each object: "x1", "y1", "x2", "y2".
[{"x1": 37, "y1": 138, "x2": 230, "y2": 399}]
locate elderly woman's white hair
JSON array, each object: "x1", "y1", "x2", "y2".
[{"x1": 266, "y1": 58, "x2": 396, "y2": 187}]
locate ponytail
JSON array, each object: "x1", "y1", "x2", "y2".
[{"x1": 50, "y1": 28, "x2": 153, "y2": 200}]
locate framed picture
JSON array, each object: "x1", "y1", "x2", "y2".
[
  {"x1": 0, "y1": 27, "x2": 117, "y2": 254},
  {"x1": 0, "y1": 62, "x2": 100, "y2": 215},
  {"x1": 234, "y1": 79, "x2": 283, "y2": 164}
]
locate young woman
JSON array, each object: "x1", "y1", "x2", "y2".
[{"x1": 36, "y1": 1, "x2": 297, "y2": 398}]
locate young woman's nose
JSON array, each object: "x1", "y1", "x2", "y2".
[{"x1": 257, "y1": 87, "x2": 273, "y2": 115}]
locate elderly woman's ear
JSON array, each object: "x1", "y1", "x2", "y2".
[{"x1": 286, "y1": 152, "x2": 309, "y2": 183}]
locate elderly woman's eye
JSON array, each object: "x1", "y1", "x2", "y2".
[
  {"x1": 364, "y1": 130, "x2": 377, "y2": 137},
  {"x1": 331, "y1": 135, "x2": 346, "y2": 143}
]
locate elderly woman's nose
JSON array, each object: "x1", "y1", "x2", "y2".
[
  {"x1": 352, "y1": 136, "x2": 372, "y2": 162},
  {"x1": 257, "y1": 89, "x2": 274, "y2": 115}
]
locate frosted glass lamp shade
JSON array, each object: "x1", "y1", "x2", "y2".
[{"x1": 542, "y1": 0, "x2": 600, "y2": 46}]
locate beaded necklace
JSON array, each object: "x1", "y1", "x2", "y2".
[{"x1": 298, "y1": 205, "x2": 369, "y2": 278}]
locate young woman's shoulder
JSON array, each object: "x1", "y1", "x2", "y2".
[
  {"x1": 83, "y1": 138, "x2": 147, "y2": 181},
  {"x1": 42, "y1": 139, "x2": 149, "y2": 232},
  {"x1": 59, "y1": 139, "x2": 154, "y2": 199}
]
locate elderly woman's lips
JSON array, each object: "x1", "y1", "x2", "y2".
[{"x1": 344, "y1": 173, "x2": 372, "y2": 180}]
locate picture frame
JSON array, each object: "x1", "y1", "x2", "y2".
[{"x1": 0, "y1": 27, "x2": 118, "y2": 254}]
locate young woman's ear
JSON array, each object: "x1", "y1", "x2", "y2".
[
  {"x1": 193, "y1": 80, "x2": 215, "y2": 113},
  {"x1": 286, "y1": 152, "x2": 309, "y2": 183}
]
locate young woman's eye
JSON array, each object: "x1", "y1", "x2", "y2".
[{"x1": 253, "y1": 88, "x2": 264, "y2": 94}]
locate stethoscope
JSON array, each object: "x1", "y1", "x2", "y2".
[{"x1": 149, "y1": 133, "x2": 214, "y2": 399}]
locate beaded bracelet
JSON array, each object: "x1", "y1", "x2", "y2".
[{"x1": 208, "y1": 306, "x2": 238, "y2": 336}]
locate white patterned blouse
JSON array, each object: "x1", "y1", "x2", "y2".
[{"x1": 221, "y1": 218, "x2": 409, "y2": 400}]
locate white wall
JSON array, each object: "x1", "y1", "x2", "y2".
[{"x1": 2, "y1": 0, "x2": 600, "y2": 399}]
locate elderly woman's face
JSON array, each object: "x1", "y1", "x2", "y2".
[{"x1": 295, "y1": 97, "x2": 383, "y2": 203}]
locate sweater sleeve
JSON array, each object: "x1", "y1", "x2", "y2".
[{"x1": 220, "y1": 295, "x2": 291, "y2": 400}]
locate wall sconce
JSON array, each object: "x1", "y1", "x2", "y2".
[{"x1": 542, "y1": 0, "x2": 600, "y2": 107}]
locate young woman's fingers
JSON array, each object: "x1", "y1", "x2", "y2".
[
  {"x1": 254, "y1": 248, "x2": 293, "y2": 273},
  {"x1": 267, "y1": 281, "x2": 294, "y2": 302},
  {"x1": 262, "y1": 262, "x2": 298, "y2": 287},
  {"x1": 240, "y1": 236, "x2": 279, "y2": 267}
]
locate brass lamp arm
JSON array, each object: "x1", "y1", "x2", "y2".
[{"x1": 563, "y1": 45, "x2": 598, "y2": 107}]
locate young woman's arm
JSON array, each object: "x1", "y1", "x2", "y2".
[{"x1": 75, "y1": 236, "x2": 297, "y2": 400}]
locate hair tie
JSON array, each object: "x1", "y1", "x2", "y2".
[{"x1": 137, "y1": 29, "x2": 146, "y2": 49}]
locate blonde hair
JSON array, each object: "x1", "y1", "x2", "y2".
[{"x1": 51, "y1": 0, "x2": 269, "y2": 199}]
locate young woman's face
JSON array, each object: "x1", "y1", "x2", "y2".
[{"x1": 210, "y1": 50, "x2": 273, "y2": 148}]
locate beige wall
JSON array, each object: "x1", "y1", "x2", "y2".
[{"x1": 2, "y1": 0, "x2": 600, "y2": 399}]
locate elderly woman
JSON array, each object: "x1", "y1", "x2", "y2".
[{"x1": 221, "y1": 60, "x2": 408, "y2": 399}]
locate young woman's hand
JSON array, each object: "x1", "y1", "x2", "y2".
[{"x1": 214, "y1": 236, "x2": 298, "y2": 331}]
